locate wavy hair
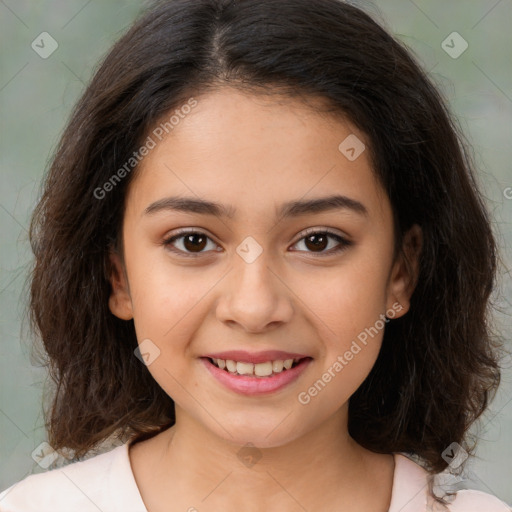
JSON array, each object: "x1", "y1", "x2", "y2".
[{"x1": 29, "y1": 0, "x2": 502, "y2": 500}]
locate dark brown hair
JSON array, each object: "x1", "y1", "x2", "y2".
[{"x1": 29, "y1": 0, "x2": 502, "y2": 491}]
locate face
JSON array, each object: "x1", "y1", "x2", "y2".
[{"x1": 109, "y1": 88, "x2": 421, "y2": 449}]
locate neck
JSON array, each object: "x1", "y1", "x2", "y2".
[{"x1": 131, "y1": 404, "x2": 394, "y2": 512}]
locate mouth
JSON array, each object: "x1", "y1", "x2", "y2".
[
  {"x1": 204, "y1": 356, "x2": 310, "y2": 377},
  {"x1": 200, "y1": 356, "x2": 313, "y2": 395}
]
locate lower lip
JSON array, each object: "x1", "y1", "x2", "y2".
[{"x1": 201, "y1": 357, "x2": 313, "y2": 396}]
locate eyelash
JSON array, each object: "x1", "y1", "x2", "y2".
[{"x1": 162, "y1": 227, "x2": 352, "y2": 258}]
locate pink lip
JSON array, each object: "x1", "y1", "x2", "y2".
[
  {"x1": 202, "y1": 350, "x2": 309, "y2": 364},
  {"x1": 200, "y1": 356, "x2": 312, "y2": 396}
]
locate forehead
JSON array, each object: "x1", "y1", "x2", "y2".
[{"x1": 126, "y1": 87, "x2": 390, "y2": 222}]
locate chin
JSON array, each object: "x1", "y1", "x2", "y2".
[{"x1": 210, "y1": 421, "x2": 305, "y2": 450}]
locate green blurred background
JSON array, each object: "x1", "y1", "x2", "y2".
[{"x1": 1, "y1": 0, "x2": 511, "y2": 503}]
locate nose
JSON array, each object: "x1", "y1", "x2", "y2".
[{"x1": 215, "y1": 250, "x2": 294, "y2": 334}]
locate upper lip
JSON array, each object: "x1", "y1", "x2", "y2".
[{"x1": 202, "y1": 350, "x2": 311, "y2": 364}]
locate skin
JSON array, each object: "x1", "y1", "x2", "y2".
[{"x1": 108, "y1": 87, "x2": 423, "y2": 512}]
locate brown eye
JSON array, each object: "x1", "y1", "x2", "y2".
[
  {"x1": 291, "y1": 229, "x2": 352, "y2": 256},
  {"x1": 181, "y1": 233, "x2": 208, "y2": 252},
  {"x1": 163, "y1": 230, "x2": 219, "y2": 256},
  {"x1": 163, "y1": 228, "x2": 352, "y2": 258},
  {"x1": 304, "y1": 233, "x2": 329, "y2": 252}
]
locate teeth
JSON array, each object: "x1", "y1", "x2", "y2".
[
  {"x1": 254, "y1": 361, "x2": 273, "y2": 377},
  {"x1": 226, "y1": 359, "x2": 237, "y2": 372},
  {"x1": 272, "y1": 360, "x2": 284, "y2": 373},
  {"x1": 212, "y1": 357, "x2": 302, "y2": 377},
  {"x1": 236, "y1": 361, "x2": 255, "y2": 375}
]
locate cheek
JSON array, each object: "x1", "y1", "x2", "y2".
[
  {"x1": 296, "y1": 340, "x2": 380, "y2": 420},
  {"x1": 295, "y1": 273, "x2": 387, "y2": 415},
  {"x1": 124, "y1": 234, "x2": 205, "y2": 329},
  {"x1": 130, "y1": 268, "x2": 212, "y2": 346},
  {"x1": 297, "y1": 252, "x2": 391, "y2": 342},
  {"x1": 125, "y1": 253, "x2": 213, "y2": 404},
  {"x1": 291, "y1": 253, "x2": 390, "y2": 398}
]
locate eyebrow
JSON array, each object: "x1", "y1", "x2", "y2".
[{"x1": 144, "y1": 194, "x2": 368, "y2": 219}]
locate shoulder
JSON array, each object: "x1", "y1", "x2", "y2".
[
  {"x1": 444, "y1": 489, "x2": 511, "y2": 511},
  {"x1": 389, "y1": 453, "x2": 511, "y2": 512},
  {"x1": 0, "y1": 442, "x2": 146, "y2": 512}
]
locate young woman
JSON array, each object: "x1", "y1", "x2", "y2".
[{"x1": 1, "y1": 0, "x2": 509, "y2": 510}]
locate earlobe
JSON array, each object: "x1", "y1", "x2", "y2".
[
  {"x1": 386, "y1": 224, "x2": 423, "y2": 318},
  {"x1": 107, "y1": 249, "x2": 134, "y2": 320}
]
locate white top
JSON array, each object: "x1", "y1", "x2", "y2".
[{"x1": 0, "y1": 441, "x2": 510, "y2": 512}]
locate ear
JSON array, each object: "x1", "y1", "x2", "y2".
[
  {"x1": 107, "y1": 249, "x2": 134, "y2": 320},
  {"x1": 385, "y1": 224, "x2": 423, "y2": 318}
]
